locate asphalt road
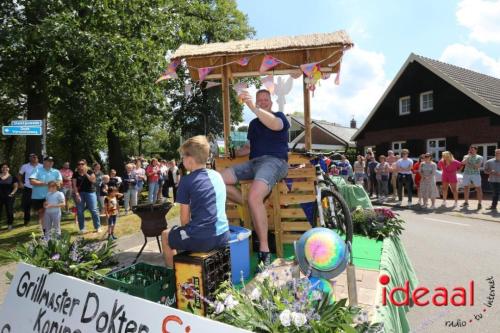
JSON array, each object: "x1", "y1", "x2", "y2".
[{"x1": 396, "y1": 208, "x2": 500, "y2": 333}]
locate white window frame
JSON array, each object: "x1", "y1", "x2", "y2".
[
  {"x1": 427, "y1": 138, "x2": 446, "y2": 161},
  {"x1": 420, "y1": 91, "x2": 433, "y2": 112},
  {"x1": 472, "y1": 143, "x2": 498, "y2": 167},
  {"x1": 391, "y1": 141, "x2": 406, "y2": 156},
  {"x1": 399, "y1": 96, "x2": 411, "y2": 115}
]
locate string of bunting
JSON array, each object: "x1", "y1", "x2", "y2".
[{"x1": 156, "y1": 48, "x2": 345, "y2": 90}]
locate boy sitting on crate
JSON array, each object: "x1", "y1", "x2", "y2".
[{"x1": 161, "y1": 135, "x2": 230, "y2": 268}]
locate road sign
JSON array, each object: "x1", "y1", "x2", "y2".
[
  {"x1": 2, "y1": 126, "x2": 42, "y2": 136},
  {"x1": 10, "y1": 119, "x2": 43, "y2": 126}
]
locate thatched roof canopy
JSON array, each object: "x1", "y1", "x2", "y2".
[{"x1": 171, "y1": 31, "x2": 354, "y2": 81}]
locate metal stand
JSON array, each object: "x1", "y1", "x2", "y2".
[{"x1": 133, "y1": 235, "x2": 162, "y2": 263}]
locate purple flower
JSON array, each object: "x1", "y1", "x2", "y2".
[{"x1": 51, "y1": 253, "x2": 60, "y2": 260}]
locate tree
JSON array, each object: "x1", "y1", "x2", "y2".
[{"x1": 1, "y1": 0, "x2": 254, "y2": 172}]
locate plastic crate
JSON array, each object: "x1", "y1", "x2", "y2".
[
  {"x1": 174, "y1": 247, "x2": 231, "y2": 316},
  {"x1": 103, "y1": 262, "x2": 176, "y2": 307}
]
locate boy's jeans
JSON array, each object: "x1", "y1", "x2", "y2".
[{"x1": 77, "y1": 192, "x2": 101, "y2": 231}]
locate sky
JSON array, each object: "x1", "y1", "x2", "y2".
[{"x1": 235, "y1": 0, "x2": 500, "y2": 127}]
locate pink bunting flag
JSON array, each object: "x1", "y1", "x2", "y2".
[
  {"x1": 155, "y1": 60, "x2": 180, "y2": 83},
  {"x1": 198, "y1": 67, "x2": 213, "y2": 82},
  {"x1": 300, "y1": 62, "x2": 319, "y2": 77},
  {"x1": 261, "y1": 75, "x2": 275, "y2": 94},
  {"x1": 205, "y1": 81, "x2": 221, "y2": 89},
  {"x1": 259, "y1": 55, "x2": 280, "y2": 73},
  {"x1": 233, "y1": 82, "x2": 248, "y2": 95},
  {"x1": 236, "y1": 57, "x2": 250, "y2": 66}
]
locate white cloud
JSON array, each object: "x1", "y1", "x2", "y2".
[
  {"x1": 440, "y1": 43, "x2": 500, "y2": 77},
  {"x1": 242, "y1": 47, "x2": 389, "y2": 127},
  {"x1": 457, "y1": 0, "x2": 500, "y2": 43}
]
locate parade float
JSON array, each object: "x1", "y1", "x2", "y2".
[{"x1": 0, "y1": 31, "x2": 418, "y2": 333}]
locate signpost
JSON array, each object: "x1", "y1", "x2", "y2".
[
  {"x1": 2, "y1": 126, "x2": 42, "y2": 136},
  {"x1": 10, "y1": 120, "x2": 43, "y2": 127},
  {"x1": 0, "y1": 263, "x2": 251, "y2": 333}
]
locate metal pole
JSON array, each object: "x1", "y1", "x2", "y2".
[
  {"x1": 221, "y1": 59, "x2": 231, "y2": 156},
  {"x1": 41, "y1": 119, "x2": 47, "y2": 157}
]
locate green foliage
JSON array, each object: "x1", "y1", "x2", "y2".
[
  {"x1": 351, "y1": 207, "x2": 405, "y2": 240},
  {"x1": 1, "y1": 0, "x2": 254, "y2": 166},
  {"x1": 0, "y1": 232, "x2": 116, "y2": 282},
  {"x1": 210, "y1": 275, "x2": 383, "y2": 333}
]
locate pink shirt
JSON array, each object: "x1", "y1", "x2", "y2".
[
  {"x1": 438, "y1": 160, "x2": 461, "y2": 177},
  {"x1": 59, "y1": 168, "x2": 73, "y2": 189}
]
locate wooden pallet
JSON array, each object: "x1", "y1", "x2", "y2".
[{"x1": 215, "y1": 153, "x2": 317, "y2": 257}]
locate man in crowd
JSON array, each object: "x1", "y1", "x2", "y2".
[
  {"x1": 29, "y1": 156, "x2": 62, "y2": 233},
  {"x1": 461, "y1": 145, "x2": 483, "y2": 210},
  {"x1": 386, "y1": 150, "x2": 398, "y2": 198},
  {"x1": 18, "y1": 153, "x2": 42, "y2": 225},
  {"x1": 219, "y1": 89, "x2": 289, "y2": 268},
  {"x1": 484, "y1": 148, "x2": 500, "y2": 212}
]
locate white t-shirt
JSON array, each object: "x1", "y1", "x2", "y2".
[
  {"x1": 170, "y1": 166, "x2": 179, "y2": 184},
  {"x1": 19, "y1": 163, "x2": 42, "y2": 188},
  {"x1": 396, "y1": 158, "x2": 413, "y2": 175}
]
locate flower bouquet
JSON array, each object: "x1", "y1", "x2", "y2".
[
  {"x1": 209, "y1": 269, "x2": 383, "y2": 333},
  {"x1": 351, "y1": 207, "x2": 405, "y2": 240},
  {"x1": 0, "y1": 232, "x2": 116, "y2": 282}
]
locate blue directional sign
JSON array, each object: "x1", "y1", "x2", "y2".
[
  {"x1": 10, "y1": 120, "x2": 43, "y2": 127},
  {"x1": 2, "y1": 126, "x2": 42, "y2": 136}
]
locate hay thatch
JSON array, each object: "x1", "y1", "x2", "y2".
[{"x1": 170, "y1": 31, "x2": 354, "y2": 80}]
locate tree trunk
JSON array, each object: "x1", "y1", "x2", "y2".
[
  {"x1": 25, "y1": 61, "x2": 48, "y2": 159},
  {"x1": 107, "y1": 126, "x2": 125, "y2": 176}
]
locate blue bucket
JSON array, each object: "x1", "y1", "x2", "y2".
[{"x1": 229, "y1": 226, "x2": 251, "y2": 284}]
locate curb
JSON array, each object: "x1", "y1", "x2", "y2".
[{"x1": 374, "y1": 201, "x2": 499, "y2": 223}]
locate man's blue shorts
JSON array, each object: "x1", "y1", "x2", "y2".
[
  {"x1": 168, "y1": 225, "x2": 229, "y2": 252},
  {"x1": 230, "y1": 155, "x2": 288, "y2": 191}
]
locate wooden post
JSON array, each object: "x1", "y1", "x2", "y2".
[
  {"x1": 221, "y1": 59, "x2": 231, "y2": 155},
  {"x1": 303, "y1": 78, "x2": 312, "y2": 151},
  {"x1": 303, "y1": 50, "x2": 312, "y2": 151}
]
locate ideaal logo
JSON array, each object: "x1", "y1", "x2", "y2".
[{"x1": 379, "y1": 274, "x2": 495, "y2": 330}]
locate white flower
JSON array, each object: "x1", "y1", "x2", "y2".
[
  {"x1": 250, "y1": 288, "x2": 261, "y2": 301},
  {"x1": 214, "y1": 301, "x2": 225, "y2": 314},
  {"x1": 279, "y1": 309, "x2": 292, "y2": 327},
  {"x1": 224, "y1": 295, "x2": 239, "y2": 310},
  {"x1": 291, "y1": 312, "x2": 307, "y2": 327}
]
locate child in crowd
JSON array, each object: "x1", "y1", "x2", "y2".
[
  {"x1": 43, "y1": 181, "x2": 65, "y2": 239},
  {"x1": 161, "y1": 135, "x2": 229, "y2": 268},
  {"x1": 104, "y1": 187, "x2": 123, "y2": 240},
  {"x1": 99, "y1": 175, "x2": 110, "y2": 214}
]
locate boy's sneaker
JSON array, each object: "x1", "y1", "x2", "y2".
[
  {"x1": 461, "y1": 202, "x2": 468, "y2": 207},
  {"x1": 477, "y1": 203, "x2": 482, "y2": 210},
  {"x1": 111, "y1": 234, "x2": 118, "y2": 240}
]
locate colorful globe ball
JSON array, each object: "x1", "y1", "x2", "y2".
[{"x1": 303, "y1": 228, "x2": 346, "y2": 272}]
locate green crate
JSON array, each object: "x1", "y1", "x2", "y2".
[{"x1": 103, "y1": 262, "x2": 176, "y2": 307}]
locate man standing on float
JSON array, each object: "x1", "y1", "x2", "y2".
[{"x1": 220, "y1": 89, "x2": 290, "y2": 269}]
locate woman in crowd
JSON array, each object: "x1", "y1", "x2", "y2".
[
  {"x1": 0, "y1": 163, "x2": 18, "y2": 231},
  {"x1": 375, "y1": 155, "x2": 390, "y2": 202},
  {"x1": 438, "y1": 151, "x2": 462, "y2": 208},
  {"x1": 72, "y1": 159, "x2": 101, "y2": 233},
  {"x1": 353, "y1": 155, "x2": 366, "y2": 186},
  {"x1": 108, "y1": 169, "x2": 122, "y2": 189},
  {"x1": 146, "y1": 158, "x2": 161, "y2": 203},
  {"x1": 413, "y1": 154, "x2": 424, "y2": 206},
  {"x1": 419, "y1": 153, "x2": 439, "y2": 209},
  {"x1": 135, "y1": 158, "x2": 146, "y2": 200},
  {"x1": 122, "y1": 163, "x2": 137, "y2": 214},
  {"x1": 367, "y1": 153, "x2": 378, "y2": 198}
]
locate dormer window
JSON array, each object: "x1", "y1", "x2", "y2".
[
  {"x1": 420, "y1": 91, "x2": 433, "y2": 111},
  {"x1": 399, "y1": 96, "x2": 411, "y2": 115}
]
